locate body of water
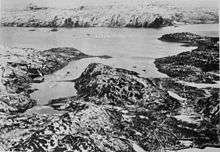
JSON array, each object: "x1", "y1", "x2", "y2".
[
  {"x1": 0, "y1": 24, "x2": 218, "y2": 105},
  {"x1": 1, "y1": 24, "x2": 218, "y2": 57}
]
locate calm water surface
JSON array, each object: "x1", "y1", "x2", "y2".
[
  {"x1": 0, "y1": 24, "x2": 218, "y2": 105},
  {"x1": 0, "y1": 24, "x2": 218, "y2": 58}
]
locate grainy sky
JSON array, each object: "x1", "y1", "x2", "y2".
[{"x1": 0, "y1": 0, "x2": 219, "y2": 10}]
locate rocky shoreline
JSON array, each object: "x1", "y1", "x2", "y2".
[
  {"x1": 1, "y1": 3, "x2": 218, "y2": 28},
  {"x1": 0, "y1": 32, "x2": 219, "y2": 151},
  {"x1": 0, "y1": 46, "x2": 110, "y2": 114},
  {"x1": 155, "y1": 32, "x2": 219, "y2": 83}
]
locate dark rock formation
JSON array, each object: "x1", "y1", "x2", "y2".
[
  {"x1": 159, "y1": 32, "x2": 219, "y2": 46},
  {"x1": 152, "y1": 78, "x2": 207, "y2": 100},
  {"x1": 0, "y1": 63, "x2": 181, "y2": 152},
  {"x1": 74, "y1": 63, "x2": 180, "y2": 110},
  {"x1": 0, "y1": 47, "x2": 103, "y2": 114},
  {"x1": 50, "y1": 28, "x2": 58, "y2": 32},
  {"x1": 195, "y1": 88, "x2": 219, "y2": 126},
  {"x1": 39, "y1": 47, "x2": 91, "y2": 75},
  {"x1": 1, "y1": 103, "x2": 135, "y2": 152},
  {"x1": 155, "y1": 33, "x2": 219, "y2": 83},
  {"x1": 1, "y1": 60, "x2": 219, "y2": 151},
  {"x1": 154, "y1": 32, "x2": 220, "y2": 148},
  {"x1": 151, "y1": 78, "x2": 220, "y2": 148},
  {"x1": 159, "y1": 32, "x2": 204, "y2": 44},
  {"x1": 48, "y1": 63, "x2": 219, "y2": 151},
  {"x1": 148, "y1": 16, "x2": 173, "y2": 28}
]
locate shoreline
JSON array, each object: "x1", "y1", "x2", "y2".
[
  {"x1": 0, "y1": 30, "x2": 219, "y2": 151},
  {"x1": 0, "y1": 46, "x2": 111, "y2": 114}
]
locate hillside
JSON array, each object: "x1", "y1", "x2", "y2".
[{"x1": 1, "y1": 0, "x2": 218, "y2": 28}]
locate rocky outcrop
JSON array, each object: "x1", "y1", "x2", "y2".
[
  {"x1": 155, "y1": 33, "x2": 219, "y2": 83},
  {"x1": 159, "y1": 32, "x2": 205, "y2": 45},
  {"x1": 158, "y1": 32, "x2": 219, "y2": 46},
  {"x1": 1, "y1": 60, "x2": 219, "y2": 151},
  {"x1": 0, "y1": 63, "x2": 181, "y2": 152},
  {"x1": 151, "y1": 78, "x2": 220, "y2": 148},
  {"x1": 50, "y1": 63, "x2": 219, "y2": 150},
  {"x1": 153, "y1": 33, "x2": 220, "y2": 149},
  {"x1": 152, "y1": 78, "x2": 219, "y2": 123},
  {"x1": 195, "y1": 88, "x2": 219, "y2": 127},
  {"x1": 1, "y1": 103, "x2": 135, "y2": 152},
  {"x1": 1, "y1": 3, "x2": 218, "y2": 28},
  {"x1": 0, "y1": 46, "x2": 106, "y2": 114},
  {"x1": 0, "y1": 46, "x2": 117, "y2": 151},
  {"x1": 74, "y1": 63, "x2": 180, "y2": 110},
  {"x1": 0, "y1": 62, "x2": 180, "y2": 152}
]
